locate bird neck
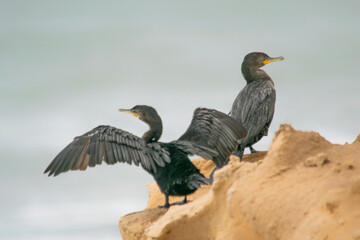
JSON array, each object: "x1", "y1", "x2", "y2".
[
  {"x1": 242, "y1": 64, "x2": 271, "y2": 84},
  {"x1": 142, "y1": 118, "x2": 163, "y2": 144}
]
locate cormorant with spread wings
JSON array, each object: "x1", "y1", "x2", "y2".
[{"x1": 44, "y1": 105, "x2": 247, "y2": 207}]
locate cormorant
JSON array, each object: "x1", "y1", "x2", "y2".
[
  {"x1": 230, "y1": 52, "x2": 284, "y2": 159},
  {"x1": 44, "y1": 105, "x2": 247, "y2": 207}
]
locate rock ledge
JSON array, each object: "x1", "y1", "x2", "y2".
[{"x1": 119, "y1": 124, "x2": 360, "y2": 240}]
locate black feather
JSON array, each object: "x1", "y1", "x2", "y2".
[
  {"x1": 44, "y1": 105, "x2": 247, "y2": 207},
  {"x1": 230, "y1": 52, "x2": 282, "y2": 158}
]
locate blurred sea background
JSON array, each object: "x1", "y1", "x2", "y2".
[{"x1": 1, "y1": 0, "x2": 359, "y2": 239}]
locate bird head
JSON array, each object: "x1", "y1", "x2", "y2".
[
  {"x1": 119, "y1": 105, "x2": 161, "y2": 125},
  {"x1": 243, "y1": 52, "x2": 284, "y2": 69}
]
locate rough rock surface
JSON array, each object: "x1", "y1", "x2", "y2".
[{"x1": 119, "y1": 124, "x2": 360, "y2": 240}]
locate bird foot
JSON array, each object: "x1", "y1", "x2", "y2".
[
  {"x1": 170, "y1": 200, "x2": 188, "y2": 206},
  {"x1": 249, "y1": 146, "x2": 258, "y2": 154},
  {"x1": 158, "y1": 195, "x2": 170, "y2": 208},
  {"x1": 232, "y1": 151, "x2": 244, "y2": 161},
  {"x1": 158, "y1": 196, "x2": 188, "y2": 208},
  {"x1": 158, "y1": 203, "x2": 170, "y2": 208},
  {"x1": 158, "y1": 201, "x2": 187, "y2": 208}
]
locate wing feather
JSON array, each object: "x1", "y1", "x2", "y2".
[
  {"x1": 98, "y1": 141, "x2": 106, "y2": 163},
  {"x1": 70, "y1": 143, "x2": 86, "y2": 170},
  {"x1": 56, "y1": 142, "x2": 80, "y2": 175},
  {"x1": 88, "y1": 139, "x2": 97, "y2": 167},
  {"x1": 230, "y1": 81, "x2": 276, "y2": 147},
  {"x1": 44, "y1": 125, "x2": 170, "y2": 176},
  {"x1": 174, "y1": 108, "x2": 247, "y2": 167}
]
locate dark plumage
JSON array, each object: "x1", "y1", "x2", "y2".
[
  {"x1": 230, "y1": 52, "x2": 284, "y2": 159},
  {"x1": 44, "y1": 105, "x2": 247, "y2": 207}
]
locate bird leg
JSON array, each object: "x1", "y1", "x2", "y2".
[
  {"x1": 232, "y1": 146, "x2": 244, "y2": 161},
  {"x1": 208, "y1": 166, "x2": 219, "y2": 183},
  {"x1": 208, "y1": 157, "x2": 230, "y2": 183},
  {"x1": 249, "y1": 146, "x2": 258, "y2": 153},
  {"x1": 171, "y1": 195, "x2": 188, "y2": 206},
  {"x1": 158, "y1": 194, "x2": 170, "y2": 208}
]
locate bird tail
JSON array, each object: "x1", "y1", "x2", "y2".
[{"x1": 186, "y1": 173, "x2": 210, "y2": 190}]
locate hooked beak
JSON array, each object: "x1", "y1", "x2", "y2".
[
  {"x1": 118, "y1": 108, "x2": 138, "y2": 117},
  {"x1": 263, "y1": 56, "x2": 284, "y2": 65}
]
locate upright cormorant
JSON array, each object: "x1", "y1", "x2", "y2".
[
  {"x1": 44, "y1": 105, "x2": 247, "y2": 207},
  {"x1": 230, "y1": 52, "x2": 284, "y2": 159}
]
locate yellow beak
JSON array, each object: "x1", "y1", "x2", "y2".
[
  {"x1": 263, "y1": 56, "x2": 284, "y2": 65},
  {"x1": 118, "y1": 108, "x2": 139, "y2": 117}
]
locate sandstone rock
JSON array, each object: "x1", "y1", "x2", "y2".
[{"x1": 119, "y1": 124, "x2": 360, "y2": 240}]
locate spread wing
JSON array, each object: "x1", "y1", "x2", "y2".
[
  {"x1": 173, "y1": 108, "x2": 247, "y2": 167},
  {"x1": 44, "y1": 125, "x2": 171, "y2": 176},
  {"x1": 230, "y1": 82, "x2": 275, "y2": 144}
]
